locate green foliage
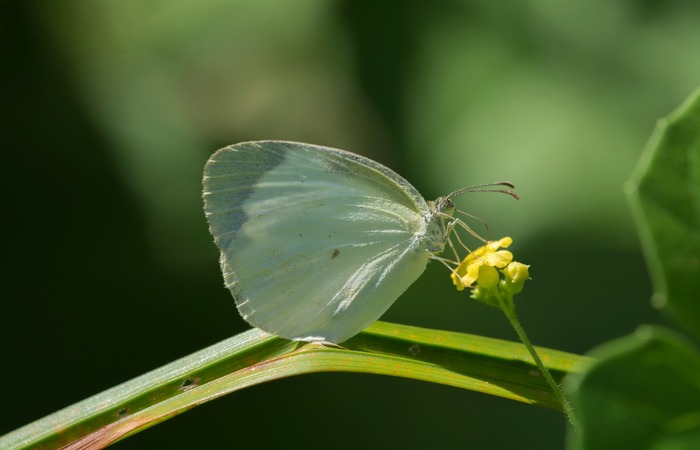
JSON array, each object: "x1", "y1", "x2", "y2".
[
  {"x1": 0, "y1": 323, "x2": 587, "y2": 449},
  {"x1": 568, "y1": 327, "x2": 700, "y2": 450},
  {"x1": 566, "y1": 89, "x2": 700, "y2": 449},
  {"x1": 627, "y1": 89, "x2": 700, "y2": 337}
]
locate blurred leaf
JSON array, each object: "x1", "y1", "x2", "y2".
[
  {"x1": 37, "y1": 0, "x2": 378, "y2": 269},
  {"x1": 626, "y1": 87, "x2": 700, "y2": 339},
  {"x1": 565, "y1": 326, "x2": 700, "y2": 450},
  {"x1": 0, "y1": 322, "x2": 588, "y2": 450}
]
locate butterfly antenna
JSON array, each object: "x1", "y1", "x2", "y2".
[
  {"x1": 441, "y1": 182, "x2": 518, "y2": 246},
  {"x1": 447, "y1": 181, "x2": 519, "y2": 201}
]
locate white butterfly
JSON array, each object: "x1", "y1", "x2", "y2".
[{"x1": 203, "y1": 141, "x2": 509, "y2": 343}]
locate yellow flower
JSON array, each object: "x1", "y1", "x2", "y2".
[{"x1": 451, "y1": 237, "x2": 513, "y2": 291}]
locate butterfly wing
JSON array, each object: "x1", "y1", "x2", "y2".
[{"x1": 203, "y1": 141, "x2": 434, "y2": 343}]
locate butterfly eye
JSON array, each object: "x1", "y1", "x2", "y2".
[{"x1": 434, "y1": 197, "x2": 455, "y2": 215}]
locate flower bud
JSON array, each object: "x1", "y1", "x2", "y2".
[{"x1": 501, "y1": 262, "x2": 530, "y2": 294}]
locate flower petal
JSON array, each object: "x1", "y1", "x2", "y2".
[{"x1": 482, "y1": 250, "x2": 513, "y2": 268}]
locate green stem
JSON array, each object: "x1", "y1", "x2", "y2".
[{"x1": 495, "y1": 293, "x2": 581, "y2": 434}]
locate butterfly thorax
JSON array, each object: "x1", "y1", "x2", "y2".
[{"x1": 424, "y1": 196, "x2": 455, "y2": 255}]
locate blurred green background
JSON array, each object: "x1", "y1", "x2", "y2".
[{"x1": 2, "y1": 1, "x2": 698, "y2": 448}]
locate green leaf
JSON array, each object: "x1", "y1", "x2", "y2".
[
  {"x1": 626, "y1": 88, "x2": 700, "y2": 338},
  {"x1": 1, "y1": 322, "x2": 588, "y2": 450},
  {"x1": 565, "y1": 326, "x2": 700, "y2": 450}
]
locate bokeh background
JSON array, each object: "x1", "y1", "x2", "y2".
[{"x1": 3, "y1": 1, "x2": 699, "y2": 448}]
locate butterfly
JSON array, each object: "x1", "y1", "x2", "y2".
[{"x1": 203, "y1": 141, "x2": 514, "y2": 343}]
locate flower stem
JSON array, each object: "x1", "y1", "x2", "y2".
[{"x1": 495, "y1": 293, "x2": 581, "y2": 434}]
